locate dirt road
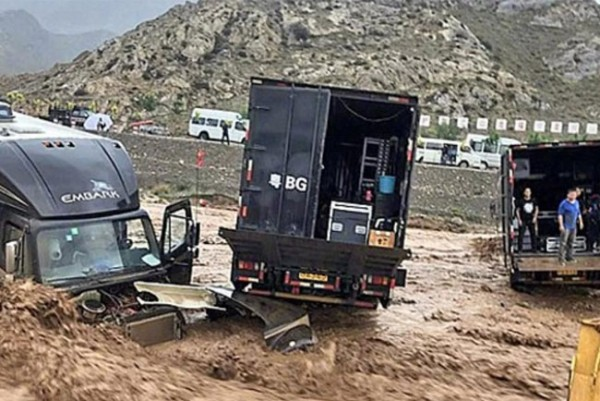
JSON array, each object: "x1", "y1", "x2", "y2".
[{"x1": 2, "y1": 205, "x2": 598, "y2": 401}]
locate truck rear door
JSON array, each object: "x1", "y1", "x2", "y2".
[
  {"x1": 500, "y1": 152, "x2": 513, "y2": 270},
  {"x1": 239, "y1": 80, "x2": 331, "y2": 237}
]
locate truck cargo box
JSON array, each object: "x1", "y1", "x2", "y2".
[
  {"x1": 222, "y1": 78, "x2": 419, "y2": 307},
  {"x1": 501, "y1": 141, "x2": 600, "y2": 286}
]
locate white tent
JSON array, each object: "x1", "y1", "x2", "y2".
[{"x1": 84, "y1": 113, "x2": 113, "y2": 132}]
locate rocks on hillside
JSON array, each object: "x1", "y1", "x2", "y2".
[
  {"x1": 1, "y1": 0, "x2": 540, "y2": 128},
  {"x1": 1, "y1": 0, "x2": 598, "y2": 132},
  {"x1": 546, "y1": 35, "x2": 600, "y2": 80}
]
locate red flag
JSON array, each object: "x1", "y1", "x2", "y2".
[{"x1": 196, "y1": 149, "x2": 206, "y2": 168}]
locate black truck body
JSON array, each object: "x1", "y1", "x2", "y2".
[
  {"x1": 501, "y1": 141, "x2": 600, "y2": 286},
  {"x1": 220, "y1": 78, "x2": 420, "y2": 308},
  {"x1": 0, "y1": 108, "x2": 199, "y2": 343}
]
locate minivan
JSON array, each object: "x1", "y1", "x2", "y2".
[
  {"x1": 416, "y1": 138, "x2": 483, "y2": 169},
  {"x1": 467, "y1": 133, "x2": 521, "y2": 169},
  {"x1": 188, "y1": 108, "x2": 248, "y2": 143}
]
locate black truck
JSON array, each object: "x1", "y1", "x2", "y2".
[
  {"x1": 44, "y1": 105, "x2": 94, "y2": 127},
  {"x1": 220, "y1": 78, "x2": 420, "y2": 308},
  {"x1": 0, "y1": 105, "x2": 199, "y2": 344},
  {"x1": 501, "y1": 141, "x2": 600, "y2": 286}
]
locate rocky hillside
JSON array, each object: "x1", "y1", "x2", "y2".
[
  {"x1": 0, "y1": 10, "x2": 112, "y2": 75},
  {"x1": 1, "y1": 0, "x2": 599, "y2": 131}
]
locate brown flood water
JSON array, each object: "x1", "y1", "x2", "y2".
[{"x1": 2, "y1": 205, "x2": 599, "y2": 401}]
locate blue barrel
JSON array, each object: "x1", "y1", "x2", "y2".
[{"x1": 379, "y1": 175, "x2": 396, "y2": 194}]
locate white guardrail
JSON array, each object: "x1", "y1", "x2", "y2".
[{"x1": 419, "y1": 115, "x2": 599, "y2": 135}]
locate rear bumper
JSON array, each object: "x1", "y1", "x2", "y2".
[
  {"x1": 220, "y1": 227, "x2": 410, "y2": 274},
  {"x1": 512, "y1": 258, "x2": 600, "y2": 285},
  {"x1": 221, "y1": 227, "x2": 409, "y2": 306}
]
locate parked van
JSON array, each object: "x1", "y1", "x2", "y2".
[
  {"x1": 188, "y1": 108, "x2": 248, "y2": 143},
  {"x1": 416, "y1": 138, "x2": 483, "y2": 169},
  {"x1": 467, "y1": 133, "x2": 521, "y2": 169}
]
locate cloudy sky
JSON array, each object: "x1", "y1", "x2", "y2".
[{"x1": 0, "y1": 0, "x2": 187, "y2": 34}]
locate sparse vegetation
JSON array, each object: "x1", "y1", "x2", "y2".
[
  {"x1": 289, "y1": 22, "x2": 310, "y2": 44},
  {"x1": 434, "y1": 124, "x2": 460, "y2": 140},
  {"x1": 134, "y1": 92, "x2": 158, "y2": 112},
  {"x1": 527, "y1": 131, "x2": 551, "y2": 144},
  {"x1": 6, "y1": 91, "x2": 25, "y2": 106},
  {"x1": 485, "y1": 131, "x2": 500, "y2": 147}
]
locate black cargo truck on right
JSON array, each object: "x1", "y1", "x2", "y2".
[{"x1": 501, "y1": 141, "x2": 600, "y2": 286}]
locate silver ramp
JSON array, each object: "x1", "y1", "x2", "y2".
[
  {"x1": 133, "y1": 282, "x2": 316, "y2": 352},
  {"x1": 207, "y1": 286, "x2": 317, "y2": 353}
]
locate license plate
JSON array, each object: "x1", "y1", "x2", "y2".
[
  {"x1": 299, "y1": 273, "x2": 329, "y2": 282},
  {"x1": 557, "y1": 270, "x2": 577, "y2": 276}
]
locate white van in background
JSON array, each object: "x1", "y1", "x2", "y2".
[
  {"x1": 188, "y1": 108, "x2": 248, "y2": 143},
  {"x1": 466, "y1": 133, "x2": 521, "y2": 169},
  {"x1": 416, "y1": 138, "x2": 484, "y2": 169}
]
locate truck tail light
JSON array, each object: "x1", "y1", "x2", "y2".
[
  {"x1": 388, "y1": 96, "x2": 410, "y2": 104},
  {"x1": 246, "y1": 159, "x2": 253, "y2": 182},
  {"x1": 368, "y1": 275, "x2": 387, "y2": 286},
  {"x1": 238, "y1": 260, "x2": 254, "y2": 270},
  {"x1": 245, "y1": 129, "x2": 250, "y2": 142},
  {"x1": 240, "y1": 205, "x2": 248, "y2": 217}
]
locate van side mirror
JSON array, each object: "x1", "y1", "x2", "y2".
[{"x1": 4, "y1": 241, "x2": 19, "y2": 274}]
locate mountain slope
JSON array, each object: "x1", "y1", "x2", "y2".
[
  {"x1": 2, "y1": 0, "x2": 599, "y2": 129},
  {"x1": 0, "y1": 10, "x2": 113, "y2": 75}
]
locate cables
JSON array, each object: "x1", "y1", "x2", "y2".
[{"x1": 338, "y1": 97, "x2": 404, "y2": 123}]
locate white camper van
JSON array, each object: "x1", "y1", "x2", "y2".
[
  {"x1": 466, "y1": 134, "x2": 521, "y2": 169},
  {"x1": 188, "y1": 108, "x2": 248, "y2": 143},
  {"x1": 416, "y1": 138, "x2": 484, "y2": 169}
]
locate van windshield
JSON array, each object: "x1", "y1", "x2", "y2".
[{"x1": 36, "y1": 217, "x2": 160, "y2": 284}]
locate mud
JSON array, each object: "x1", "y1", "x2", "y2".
[{"x1": 1, "y1": 205, "x2": 599, "y2": 401}]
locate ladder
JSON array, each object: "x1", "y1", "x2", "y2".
[{"x1": 358, "y1": 137, "x2": 390, "y2": 191}]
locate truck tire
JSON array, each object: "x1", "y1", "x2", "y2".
[
  {"x1": 199, "y1": 132, "x2": 209, "y2": 140},
  {"x1": 481, "y1": 161, "x2": 489, "y2": 170},
  {"x1": 417, "y1": 157, "x2": 423, "y2": 163},
  {"x1": 458, "y1": 161, "x2": 469, "y2": 168}
]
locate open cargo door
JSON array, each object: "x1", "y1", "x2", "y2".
[
  {"x1": 500, "y1": 151, "x2": 514, "y2": 272},
  {"x1": 239, "y1": 80, "x2": 331, "y2": 237}
]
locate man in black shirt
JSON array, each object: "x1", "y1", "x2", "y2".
[
  {"x1": 516, "y1": 187, "x2": 539, "y2": 253},
  {"x1": 220, "y1": 121, "x2": 230, "y2": 146}
]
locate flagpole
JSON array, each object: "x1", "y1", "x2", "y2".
[
  {"x1": 195, "y1": 149, "x2": 205, "y2": 223},
  {"x1": 195, "y1": 163, "x2": 199, "y2": 223}
]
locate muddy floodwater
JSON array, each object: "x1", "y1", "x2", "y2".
[{"x1": 2, "y1": 204, "x2": 599, "y2": 401}]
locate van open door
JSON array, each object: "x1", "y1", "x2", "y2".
[{"x1": 160, "y1": 199, "x2": 199, "y2": 284}]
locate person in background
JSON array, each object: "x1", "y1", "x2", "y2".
[
  {"x1": 516, "y1": 187, "x2": 539, "y2": 253},
  {"x1": 97, "y1": 117, "x2": 106, "y2": 133},
  {"x1": 586, "y1": 194, "x2": 600, "y2": 252},
  {"x1": 558, "y1": 188, "x2": 584, "y2": 265},
  {"x1": 220, "y1": 120, "x2": 230, "y2": 146}
]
